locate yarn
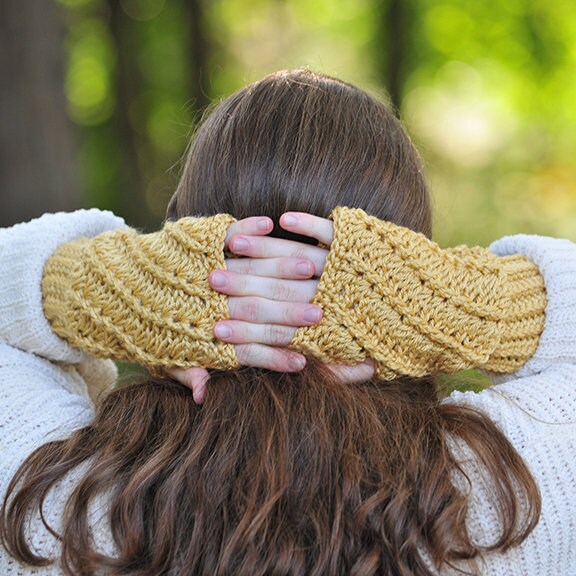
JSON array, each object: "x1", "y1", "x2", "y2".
[
  {"x1": 291, "y1": 208, "x2": 546, "y2": 378},
  {"x1": 6, "y1": 208, "x2": 576, "y2": 576},
  {"x1": 42, "y1": 214, "x2": 239, "y2": 369},
  {"x1": 42, "y1": 208, "x2": 546, "y2": 377}
]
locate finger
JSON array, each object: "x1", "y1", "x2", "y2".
[
  {"x1": 210, "y1": 270, "x2": 318, "y2": 302},
  {"x1": 166, "y1": 367, "x2": 210, "y2": 405},
  {"x1": 214, "y1": 321, "x2": 297, "y2": 345},
  {"x1": 225, "y1": 257, "x2": 315, "y2": 279},
  {"x1": 227, "y1": 297, "x2": 322, "y2": 325},
  {"x1": 235, "y1": 344, "x2": 306, "y2": 372},
  {"x1": 326, "y1": 360, "x2": 375, "y2": 384},
  {"x1": 225, "y1": 217, "x2": 273, "y2": 248},
  {"x1": 280, "y1": 212, "x2": 334, "y2": 246},
  {"x1": 228, "y1": 235, "x2": 327, "y2": 276}
]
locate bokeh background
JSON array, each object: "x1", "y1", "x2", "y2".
[{"x1": 2, "y1": 0, "x2": 575, "y2": 247}]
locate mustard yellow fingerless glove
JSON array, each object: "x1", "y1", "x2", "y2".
[
  {"x1": 42, "y1": 215, "x2": 240, "y2": 370},
  {"x1": 291, "y1": 207, "x2": 547, "y2": 379},
  {"x1": 42, "y1": 207, "x2": 546, "y2": 379}
]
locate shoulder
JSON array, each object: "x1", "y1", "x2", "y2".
[
  {"x1": 445, "y1": 366, "x2": 576, "y2": 570},
  {"x1": 0, "y1": 343, "x2": 94, "y2": 489}
]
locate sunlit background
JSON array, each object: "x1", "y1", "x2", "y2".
[{"x1": 2, "y1": 0, "x2": 575, "y2": 247}]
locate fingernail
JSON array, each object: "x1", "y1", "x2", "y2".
[
  {"x1": 193, "y1": 384, "x2": 206, "y2": 405},
  {"x1": 233, "y1": 237, "x2": 249, "y2": 251},
  {"x1": 283, "y1": 214, "x2": 297, "y2": 226},
  {"x1": 211, "y1": 271, "x2": 228, "y2": 288},
  {"x1": 258, "y1": 218, "x2": 272, "y2": 231},
  {"x1": 296, "y1": 261, "x2": 313, "y2": 276},
  {"x1": 289, "y1": 355, "x2": 306, "y2": 370},
  {"x1": 214, "y1": 324, "x2": 232, "y2": 338},
  {"x1": 303, "y1": 306, "x2": 322, "y2": 323}
]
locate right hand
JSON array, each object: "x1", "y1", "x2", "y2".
[{"x1": 223, "y1": 212, "x2": 374, "y2": 384}]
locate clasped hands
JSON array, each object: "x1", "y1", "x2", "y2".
[{"x1": 169, "y1": 212, "x2": 374, "y2": 403}]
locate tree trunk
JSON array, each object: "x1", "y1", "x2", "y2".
[
  {"x1": 378, "y1": 0, "x2": 415, "y2": 112},
  {"x1": 184, "y1": 0, "x2": 212, "y2": 117},
  {"x1": 107, "y1": 0, "x2": 154, "y2": 229},
  {"x1": 0, "y1": 0, "x2": 81, "y2": 227}
]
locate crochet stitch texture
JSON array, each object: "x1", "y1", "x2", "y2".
[
  {"x1": 42, "y1": 214, "x2": 239, "y2": 369},
  {"x1": 292, "y1": 208, "x2": 547, "y2": 378},
  {"x1": 41, "y1": 208, "x2": 546, "y2": 377}
]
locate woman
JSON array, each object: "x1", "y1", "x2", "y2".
[{"x1": 1, "y1": 69, "x2": 575, "y2": 575}]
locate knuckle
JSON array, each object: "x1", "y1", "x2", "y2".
[
  {"x1": 272, "y1": 281, "x2": 293, "y2": 301},
  {"x1": 301, "y1": 280, "x2": 317, "y2": 302},
  {"x1": 255, "y1": 237, "x2": 271, "y2": 256},
  {"x1": 226, "y1": 259, "x2": 241, "y2": 274},
  {"x1": 228, "y1": 297, "x2": 239, "y2": 318},
  {"x1": 241, "y1": 299, "x2": 260, "y2": 322},
  {"x1": 275, "y1": 259, "x2": 285, "y2": 278},
  {"x1": 234, "y1": 273, "x2": 246, "y2": 294},
  {"x1": 265, "y1": 324, "x2": 288, "y2": 345},
  {"x1": 293, "y1": 247, "x2": 309, "y2": 260},
  {"x1": 245, "y1": 258, "x2": 257, "y2": 276},
  {"x1": 239, "y1": 344, "x2": 266, "y2": 367},
  {"x1": 237, "y1": 344, "x2": 281, "y2": 370},
  {"x1": 281, "y1": 304, "x2": 297, "y2": 325},
  {"x1": 279, "y1": 351, "x2": 298, "y2": 371},
  {"x1": 234, "y1": 344, "x2": 249, "y2": 365},
  {"x1": 277, "y1": 258, "x2": 292, "y2": 278}
]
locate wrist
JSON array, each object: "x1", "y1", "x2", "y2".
[{"x1": 482, "y1": 254, "x2": 546, "y2": 373}]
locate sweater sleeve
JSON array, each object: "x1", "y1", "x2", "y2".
[
  {"x1": 0, "y1": 211, "x2": 127, "y2": 521},
  {"x1": 443, "y1": 235, "x2": 576, "y2": 572},
  {"x1": 41, "y1": 214, "x2": 239, "y2": 370}
]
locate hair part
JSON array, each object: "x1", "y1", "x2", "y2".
[{"x1": 1, "y1": 69, "x2": 540, "y2": 576}]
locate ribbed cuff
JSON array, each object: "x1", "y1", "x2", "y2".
[
  {"x1": 0, "y1": 210, "x2": 126, "y2": 363},
  {"x1": 490, "y1": 234, "x2": 576, "y2": 379},
  {"x1": 482, "y1": 254, "x2": 546, "y2": 373}
]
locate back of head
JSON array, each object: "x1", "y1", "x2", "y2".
[
  {"x1": 2, "y1": 70, "x2": 539, "y2": 576},
  {"x1": 168, "y1": 69, "x2": 432, "y2": 236}
]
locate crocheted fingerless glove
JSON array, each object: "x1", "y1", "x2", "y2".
[
  {"x1": 291, "y1": 207, "x2": 547, "y2": 379},
  {"x1": 42, "y1": 215, "x2": 239, "y2": 370}
]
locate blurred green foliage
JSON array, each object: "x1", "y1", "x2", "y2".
[{"x1": 57, "y1": 0, "x2": 575, "y2": 245}]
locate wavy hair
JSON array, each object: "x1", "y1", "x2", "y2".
[{"x1": 1, "y1": 70, "x2": 540, "y2": 576}]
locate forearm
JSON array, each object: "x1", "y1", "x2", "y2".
[
  {"x1": 292, "y1": 207, "x2": 548, "y2": 379},
  {"x1": 42, "y1": 215, "x2": 239, "y2": 370}
]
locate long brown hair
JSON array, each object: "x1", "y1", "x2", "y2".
[{"x1": 1, "y1": 70, "x2": 540, "y2": 576}]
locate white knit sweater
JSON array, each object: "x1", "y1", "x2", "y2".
[{"x1": 1, "y1": 211, "x2": 576, "y2": 575}]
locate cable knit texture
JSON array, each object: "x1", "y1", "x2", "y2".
[
  {"x1": 2, "y1": 210, "x2": 576, "y2": 575},
  {"x1": 42, "y1": 214, "x2": 239, "y2": 370},
  {"x1": 292, "y1": 207, "x2": 546, "y2": 379}
]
